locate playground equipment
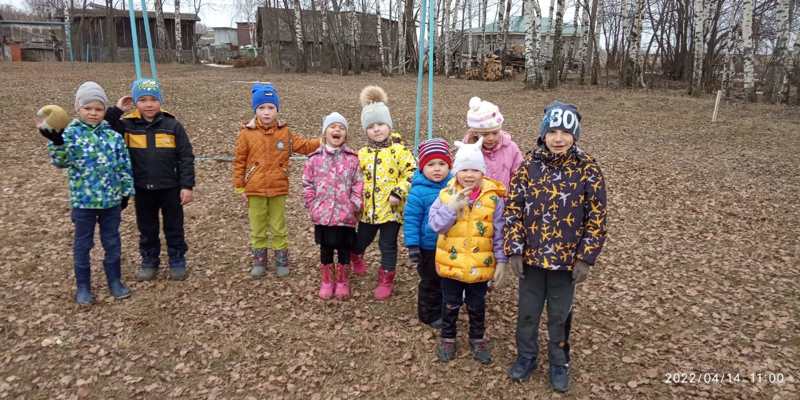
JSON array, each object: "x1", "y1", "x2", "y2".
[
  {"x1": 127, "y1": 0, "x2": 158, "y2": 80},
  {"x1": 413, "y1": 0, "x2": 436, "y2": 154}
]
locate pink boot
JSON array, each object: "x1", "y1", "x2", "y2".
[
  {"x1": 373, "y1": 267, "x2": 396, "y2": 300},
  {"x1": 350, "y1": 252, "x2": 367, "y2": 276},
  {"x1": 319, "y1": 264, "x2": 334, "y2": 300},
  {"x1": 334, "y1": 263, "x2": 350, "y2": 300}
]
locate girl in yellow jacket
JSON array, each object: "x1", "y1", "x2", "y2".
[
  {"x1": 350, "y1": 86, "x2": 416, "y2": 300},
  {"x1": 427, "y1": 137, "x2": 508, "y2": 364}
]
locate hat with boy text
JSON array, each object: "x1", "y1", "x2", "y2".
[
  {"x1": 538, "y1": 100, "x2": 582, "y2": 144},
  {"x1": 251, "y1": 82, "x2": 280, "y2": 112}
]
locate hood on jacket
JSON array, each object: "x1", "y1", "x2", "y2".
[{"x1": 411, "y1": 169, "x2": 452, "y2": 189}]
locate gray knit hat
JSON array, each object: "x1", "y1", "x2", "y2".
[
  {"x1": 74, "y1": 81, "x2": 109, "y2": 111},
  {"x1": 359, "y1": 86, "x2": 393, "y2": 130},
  {"x1": 321, "y1": 112, "x2": 348, "y2": 135}
]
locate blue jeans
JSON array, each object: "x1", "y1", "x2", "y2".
[{"x1": 71, "y1": 207, "x2": 122, "y2": 285}]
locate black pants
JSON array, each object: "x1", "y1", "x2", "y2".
[
  {"x1": 440, "y1": 278, "x2": 488, "y2": 340},
  {"x1": 516, "y1": 267, "x2": 575, "y2": 366},
  {"x1": 354, "y1": 221, "x2": 400, "y2": 270},
  {"x1": 134, "y1": 187, "x2": 187, "y2": 269},
  {"x1": 315, "y1": 225, "x2": 355, "y2": 265},
  {"x1": 417, "y1": 249, "x2": 442, "y2": 324}
]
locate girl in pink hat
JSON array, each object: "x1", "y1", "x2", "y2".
[{"x1": 463, "y1": 96, "x2": 523, "y2": 190}]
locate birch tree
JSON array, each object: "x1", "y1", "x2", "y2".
[
  {"x1": 175, "y1": 0, "x2": 182, "y2": 63},
  {"x1": 443, "y1": 0, "x2": 453, "y2": 76},
  {"x1": 689, "y1": 0, "x2": 706, "y2": 95},
  {"x1": 578, "y1": 0, "x2": 592, "y2": 84},
  {"x1": 741, "y1": 0, "x2": 755, "y2": 101},
  {"x1": 768, "y1": 0, "x2": 792, "y2": 102},
  {"x1": 623, "y1": 0, "x2": 645, "y2": 87},
  {"x1": 501, "y1": 0, "x2": 512, "y2": 51},
  {"x1": 154, "y1": 0, "x2": 169, "y2": 59},
  {"x1": 481, "y1": 0, "x2": 488, "y2": 57},
  {"x1": 376, "y1": 0, "x2": 387, "y2": 75},
  {"x1": 399, "y1": 0, "x2": 409, "y2": 74},
  {"x1": 549, "y1": 0, "x2": 565, "y2": 88},
  {"x1": 450, "y1": 0, "x2": 461, "y2": 74},
  {"x1": 290, "y1": 0, "x2": 307, "y2": 72},
  {"x1": 524, "y1": 0, "x2": 544, "y2": 88}
]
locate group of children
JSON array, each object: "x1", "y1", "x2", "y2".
[{"x1": 37, "y1": 79, "x2": 606, "y2": 393}]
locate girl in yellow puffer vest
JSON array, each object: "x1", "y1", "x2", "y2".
[
  {"x1": 428, "y1": 137, "x2": 508, "y2": 364},
  {"x1": 350, "y1": 86, "x2": 417, "y2": 300}
]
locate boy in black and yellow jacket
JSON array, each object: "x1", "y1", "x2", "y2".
[{"x1": 106, "y1": 79, "x2": 195, "y2": 281}]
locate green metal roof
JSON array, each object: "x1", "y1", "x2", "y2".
[{"x1": 466, "y1": 16, "x2": 578, "y2": 36}]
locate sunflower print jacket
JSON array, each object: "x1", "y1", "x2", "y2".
[
  {"x1": 357, "y1": 133, "x2": 417, "y2": 224},
  {"x1": 503, "y1": 146, "x2": 607, "y2": 270}
]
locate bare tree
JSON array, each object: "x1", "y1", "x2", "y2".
[
  {"x1": 689, "y1": 0, "x2": 706, "y2": 95},
  {"x1": 741, "y1": 0, "x2": 755, "y2": 101},
  {"x1": 154, "y1": 0, "x2": 169, "y2": 59},
  {"x1": 524, "y1": 0, "x2": 544, "y2": 88},
  {"x1": 766, "y1": 0, "x2": 792, "y2": 102},
  {"x1": 550, "y1": 0, "x2": 565, "y2": 87},
  {"x1": 376, "y1": 0, "x2": 388, "y2": 75},
  {"x1": 623, "y1": 0, "x2": 645, "y2": 87},
  {"x1": 175, "y1": 0, "x2": 182, "y2": 63}
]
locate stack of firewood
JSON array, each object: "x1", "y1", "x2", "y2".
[{"x1": 483, "y1": 55, "x2": 503, "y2": 81}]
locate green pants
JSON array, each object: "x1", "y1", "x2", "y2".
[{"x1": 248, "y1": 195, "x2": 287, "y2": 250}]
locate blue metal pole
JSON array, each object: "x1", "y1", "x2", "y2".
[
  {"x1": 426, "y1": 0, "x2": 435, "y2": 140},
  {"x1": 127, "y1": 0, "x2": 142, "y2": 79},
  {"x1": 139, "y1": 0, "x2": 158, "y2": 79},
  {"x1": 413, "y1": 0, "x2": 429, "y2": 155}
]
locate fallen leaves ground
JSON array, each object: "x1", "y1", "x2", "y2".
[{"x1": 0, "y1": 62, "x2": 798, "y2": 400}]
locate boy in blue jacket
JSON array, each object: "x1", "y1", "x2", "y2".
[{"x1": 403, "y1": 138, "x2": 452, "y2": 328}]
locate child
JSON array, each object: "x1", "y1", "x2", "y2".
[
  {"x1": 39, "y1": 82, "x2": 135, "y2": 304},
  {"x1": 302, "y1": 112, "x2": 363, "y2": 299},
  {"x1": 350, "y1": 86, "x2": 416, "y2": 300},
  {"x1": 463, "y1": 97, "x2": 523, "y2": 189},
  {"x1": 403, "y1": 138, "x2": 452, "y2": 328},
  {"x1": 233, "y1": 82, "x2": 321, "y2": 278},
  {"x1": 503, "y1": 101, "x2": 607, "y2": 392},
  {"x1": 106, "y1": 78, "x2": 195, "y2": 281},
  {"x1": 428, "y1": 137, "x2": 508, "y2": 364}
]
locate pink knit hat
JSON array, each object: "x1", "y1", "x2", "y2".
[{"x1": 466, "y1": 96, "x2": 504, "y2": 132}]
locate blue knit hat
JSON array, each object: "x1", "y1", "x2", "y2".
[
  {"x1": 538, "y1": 100, "x2": 582, "y2": 144},
  {"x1": 251, "y1": 82, "x2": 280, "y2": 112},
  {"x1": 131, "y1": 78, "x2": 162, "y2": 103}
]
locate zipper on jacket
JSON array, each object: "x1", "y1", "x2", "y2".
[
  {"x1": 371, "y1": 151, "x2": 378, "y2": 223},
  {"x1": 245, "y1": 163, "x2": 259, "y2": 183}
]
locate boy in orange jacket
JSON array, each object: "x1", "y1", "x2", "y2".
[{"x1": 232, "y1": 82, "x2": 321, "y2": 278}]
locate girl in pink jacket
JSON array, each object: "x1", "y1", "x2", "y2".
[
  {"x1": 302, "y1": 112, "x2": 364, "y2": 300},
  {"x1": 463, "y1": 97, "x2": 523, "y2": 189}
]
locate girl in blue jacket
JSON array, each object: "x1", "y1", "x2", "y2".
[{"x1": 403, "y1": 138, "x2": 452, "y2": 328}]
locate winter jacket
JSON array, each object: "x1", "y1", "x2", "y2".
[
  {"x1": 233, "y1": 119, "x2": 321, "y2": 197},
  {"x1": 503, "y1": 146, "x2": 607, "y2": 271},
  {"x1": 462, "y1": 130, "x2": 523, "y2": 189},
  {"x1": 302, "y1": 145, "x2": 364, "y2": 228},
  {"x1": 429, "y1": 177, "x2": 507, "y2": 283},
  {"x1": 357, "y1": 136, "x2": 417, "y2": 224},
  {"x1": 403, "y1": 170, "x2": 452, "y2": 251},
  {"x1": 105, "y1": 106, "x2": 195, "y2": 190},
  {"x1": 48, "y1": 119, "x2": 135, "y2": 209}
]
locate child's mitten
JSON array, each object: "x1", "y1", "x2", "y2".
[
  {"x1": 36, "y1": 105, "x2": 70, "y2": 145},
  {"x1": 509, "y1": 255, "x2": 524, "y2": 278},
  {"x1": 572, "y1": 260, "x2": 591, "y2": 283}
]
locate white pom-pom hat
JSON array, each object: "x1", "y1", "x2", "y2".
[
  {"x1": 466, "y1": 96, "x2": 504, "y2": 132},
  {"x1": 452, "y1": 136, "x2": 487, "y2": 174}
]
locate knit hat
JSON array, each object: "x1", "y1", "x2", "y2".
[
  {"x1": 466, "y1": 96, "x2": 504, "y2": 132},
  {"x1": 418, "y1": 138, "x2": 452, "y2": 169},
  {"x1": 251, "y1": 82, "x2": 280, "y2": 112},
  {"x1": 452, "y1": 137, "x2": 486, "y2": 174},
  {"x1": 538, "y1": 100, "x2": 582, "y2": 144},
  {"x1": 321, "y1": 112, "x2": 348, "y2": 135},
  {"x1": 360, "y1": 86, "x2": 393, "y2": 130},
  {"x1": 74, "y1": 81, "x2": 109, "y2": 111},
  {"x1": 131, "y1": 78, "x2": 163, "y2": 103}
]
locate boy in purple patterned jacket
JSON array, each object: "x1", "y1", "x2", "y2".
[
  {"x1": 302, "y1": 113, "x2": 364, "y2": 300},
  {"x1": 504, "y1": 101, "x2": 607, "y2": 392}
]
